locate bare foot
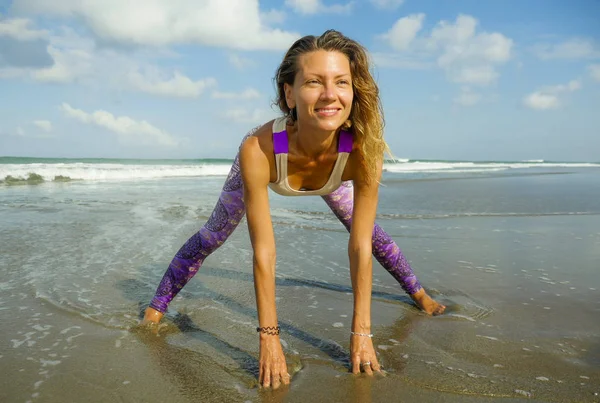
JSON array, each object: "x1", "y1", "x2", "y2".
[
  {"x1": 142, "y1": 306, "x2": 164, "y2": 324},
  {"x1": 410, "y1": 288, "x2": 446, "y2": 315}
]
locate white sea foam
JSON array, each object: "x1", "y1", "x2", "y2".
[
  {"x1": 383, "y1": 160, "x2": 600, "y2": 173},
  {"x1": 0, "y1": 162, "x2": 232, "y2": 182},
  {"x1": 40, "y1": 359, "x2": 61, "y2": 367},
  {"x1": 2, "y1": 159, "x2": 598, "y2": 183},
  {"x1": 476, "y1": 335, "x2": 500, "y2": 341},
  {"x1": 59, "y1": 326, "x2": 81, "y2": 335}
]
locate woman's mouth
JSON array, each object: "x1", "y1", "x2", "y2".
[{"x1": 315, "y1": 108, "x2": 340, "y2": 116}]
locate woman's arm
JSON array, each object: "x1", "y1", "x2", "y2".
[
  {"x1": 240, "y1": 135, "x2": 278, "y2": 333},
  {"x1": 348, "y1": 155, "x2": 384, "y2": 375},
  {"x1": 239, "y1": 135, "x2": 289, "y2": 389}
]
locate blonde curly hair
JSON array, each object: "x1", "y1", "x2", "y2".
[{"x1": 274, "y1": 29, "x2": 391, "y2": 183}]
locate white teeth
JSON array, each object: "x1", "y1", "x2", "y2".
[{"x1": 317, "y1": 109, "x2": 337, "y2": 112}]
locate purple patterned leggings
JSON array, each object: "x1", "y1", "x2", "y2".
[{"x1": 149, "y1": 151, "x2": 422, "y2": 313}]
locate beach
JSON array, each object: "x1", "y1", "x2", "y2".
[{"x1": 1, "y1": 159, "x2": 599, "y2": 402}]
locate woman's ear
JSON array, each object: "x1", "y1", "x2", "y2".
[{"x1": 284, "y1": 83, "x2": 295, "y2": 109}]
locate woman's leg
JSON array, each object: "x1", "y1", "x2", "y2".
[
  {"x1": 149, "y1": 152, "x2": 246, "y2": 313},
  {"x1": 321, "y1": 181, "x2": 422, "y2": 295},
  {"x1": 322, "y1": 181, "x2": 445, "y2": 314}
]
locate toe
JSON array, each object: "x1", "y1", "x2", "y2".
[{"x1": 433, "y1": 304, "x2": 446, "y2": 316}]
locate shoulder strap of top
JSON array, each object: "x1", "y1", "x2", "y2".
[
  {"x1": 338, "y1": 130, "x2": 353, "y2": 153},
  {"x1": 272, "y1": 117, "x2": 288, "y2": 154},
  {"x1": 273, "y1": 118, "x2": 351, "y2": 155}
]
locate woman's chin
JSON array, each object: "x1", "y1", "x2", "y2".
[{"x1": 307, "y1": 116, "x2": 346, "y2": 132}]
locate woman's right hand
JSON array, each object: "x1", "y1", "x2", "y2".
[{"x1": 258, "y1": 335, "x2": 290, "y2": 389}]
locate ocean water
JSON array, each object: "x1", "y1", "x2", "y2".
[
  {"x1": 2, "y1": 156, "x2": 599, "y2": 183},
  {"x1": 1, "y1": 158, "x2": 599, "y2": 402}
]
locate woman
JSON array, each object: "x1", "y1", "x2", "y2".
[{"x1": 141, "y1": 30, "x2": 445, "y2": 388}]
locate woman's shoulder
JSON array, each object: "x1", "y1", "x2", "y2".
[
  {"x1": 240, "y1": 118, "x2": 281, "y2": 162},
  {"x1": 253, "y1": 119, "x2": 277, "y2": 138},
  {"x1": 240, "y1": 120, "x2": 278, "y2": 184},
  {"x1": 243, "y1": 118, "x2": 280, "y2": 150}
]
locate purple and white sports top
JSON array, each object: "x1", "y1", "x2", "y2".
[{"x1": 268, "y1": 116, "x2": 353, "y2": 196}]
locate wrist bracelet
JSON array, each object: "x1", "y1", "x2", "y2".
[
  {"x1": 350, "y1": 331, "x2": 373, "y2": 338},
  {"x1": 256, "y1": 326, "x2": 280, "y2": 335}
]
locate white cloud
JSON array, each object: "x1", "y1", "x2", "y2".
[
  {"x1": 0, "y1": 17, "x2": 54, "y2": 69},
  {"x1": 260, "y1": 9, "x2": 287, "y2": 25},
  {"x1": 223, "y1": 108, "x2": 277, "y2": 124},
  {"x1": 229, "y1": 53, "x2": 255, "y2": 70},
  {"x1": 33, "y1": 120, "x2": 52, "y2": 131},
  {"x1": 523, "y1": 92, "x2": 560, "y2": 110},
  {"x1": 523, "y1": 80, "x2": 581, "y2": 111},
  {"x1": 380, "y1": 14, "x2": 513, "y2": 86},
  {"x1": 31, "y1": 45, "x2": 93, "y2": 83},
  {"x1": 534, "y1": 38, "x2": 600, "y2": 60},
  {"x1": 285, "y1": 0, "x2": 354, "y2": 15},
  {"x1": 453, "y1": 87, "x2": 481, "y2": 106},
  {"x1": 549, "y1": 80, "x2": 581, "y2": 92},
  {"x1": 370, "y1": 0, "x2": 404, "y2": 9},
  {"x1": 0, "y1": 24, "x2": 96, "y2": 82},
  {"x1": 588, "y1": 64, "x2": 600, "y2": 82},
  {"x1": 382, "y1": 14, "x2": 425, "y2": 51},
  {"x1": 428, "y1": 14, "x2": 477, "y2": 48},
  {"x1": 60, "y1": 103, "x2": 178, "y2": 147},
  {"x1": 212, "y1": 88, "x2": 261, "y2": 100},
  {"x1": 13, "y1": 0, "x2": 300, "y2": 50},
  {"x1": 450, "y1": 65, "x2": 498, "y2": 86},
  {"x1": 0, "y1": 17, "x2": 48, "y2": 40},
  {"x1": 371, "y1": 52, "x2": 432, "y2": 70},
  {"x1": 16, "y1": 126, "x2": 25, "y2": 136},
  {"x1": 128, "y1": 68, "x2": 216, "y2": 98},
  {"x1": 286, "y1": 0, "x2": 319, "y2": 14},
  {"x1": 428, "y1": 15, "x2": 512, "y2": 85},
  {"x1": 2, "y1": 23, "x2": 217, "y2": 99}
]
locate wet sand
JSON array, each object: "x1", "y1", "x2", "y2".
[{"x1": 1, "y1": 168, "x2": 599, "y2": 402}]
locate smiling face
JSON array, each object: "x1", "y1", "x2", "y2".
[{"x1": 284, "y1": 50, "x2": 353, "y2": 134}]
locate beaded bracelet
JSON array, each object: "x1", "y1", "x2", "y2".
[
  {"x1": 350, "y1": 331, "x2": 373, "y2": 338},
  {"x1": 256, "y1": 326, "x2": 280, "y2": 335}
]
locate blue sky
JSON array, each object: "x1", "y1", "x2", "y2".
[{"x1": 0, "y1": 0, "x2": 599, "y2": 161}]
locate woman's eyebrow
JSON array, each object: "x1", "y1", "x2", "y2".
[{"x1": 302, "y1": 72, "x2": 351, "y2": 78}]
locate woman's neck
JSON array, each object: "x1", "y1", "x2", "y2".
[{"x1": 289, "y1": 122, "x2": 338, "y2": 159}]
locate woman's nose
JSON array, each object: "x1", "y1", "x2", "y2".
[{"x1": 320, "y1": 83, "x2": 336, "y2": 100}]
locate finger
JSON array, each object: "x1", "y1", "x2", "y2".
[
  {"x1": 363, "y1": 362, "x2": 373, "y2": 376},
  {"x1": 371, "y1": 358, "x2": 382, "y2": 373},
  {"x1": 272, "y1": 370, "x2": 281, "y2": 390},
  {"x1": 258, "y1": 363, "x2": 264, "y2": 385},
  {"x1": 263, "y1": 368, "x2": 271, "y2": 388},
  {"x1": 352, "y1": 354, "x2": 361, "y2": 374},
  {"x1": 280, "y1": 363, "x2": 290, "y2": 385}
]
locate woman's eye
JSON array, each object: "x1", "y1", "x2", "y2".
[{"x1": 338, "y1": 80, "x2": 350, "y2": 85}]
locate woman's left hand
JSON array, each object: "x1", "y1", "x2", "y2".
[{"x1": 350, "y1": 333, "x2": 381, "y2": 375}]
